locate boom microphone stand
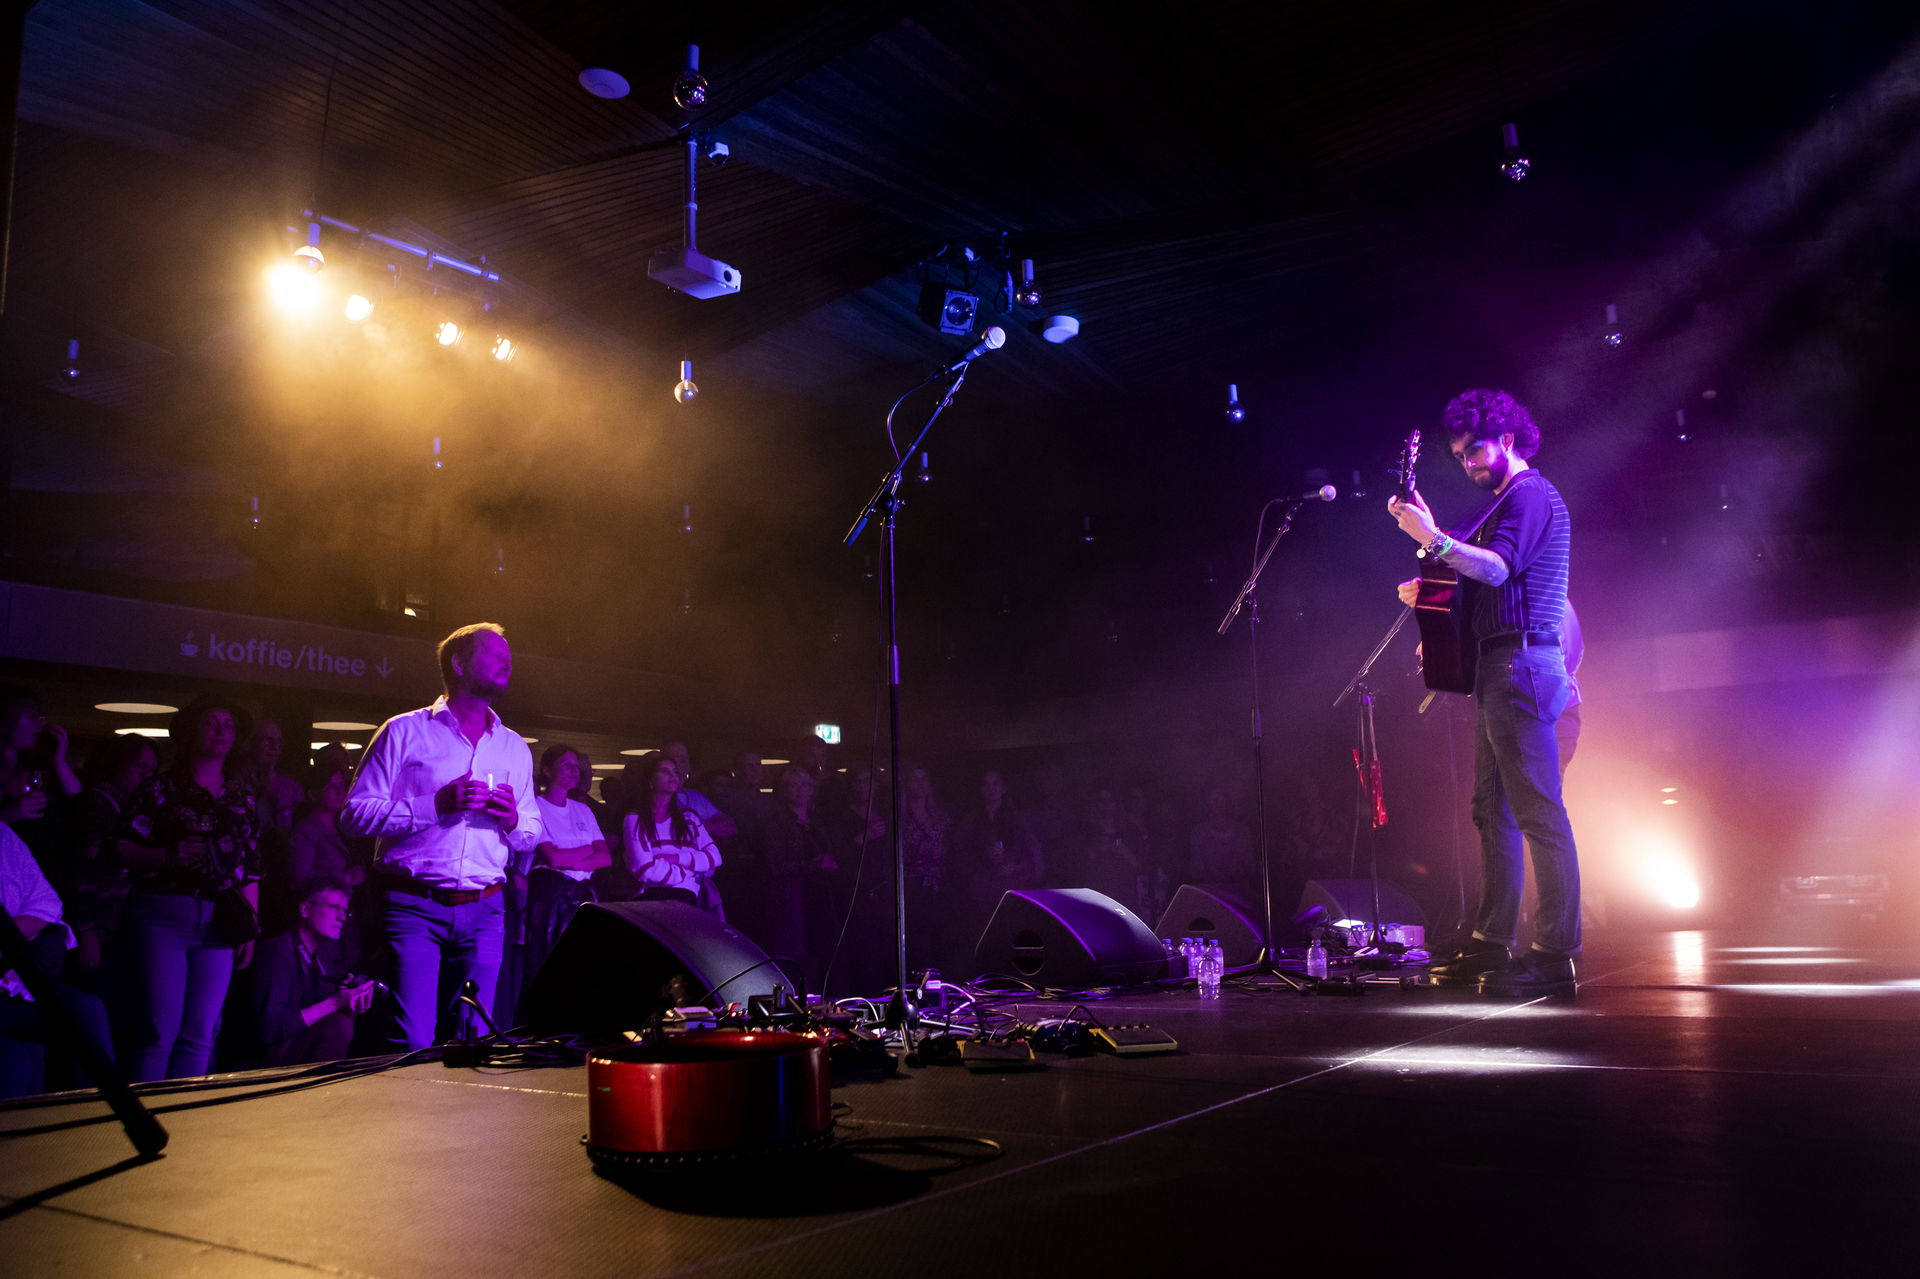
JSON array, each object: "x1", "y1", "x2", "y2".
[
  {"x1": 1216, "y1": 498, "x2": 1313, "y2": 989},
  {"x1": 843, "y1": 356, "x2": 984, "y2": 1038},
  {"x1": 1334, "y1": 615, "x2": 1414, "y2": 958}
]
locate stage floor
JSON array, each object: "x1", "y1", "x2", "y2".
[{"x1": 6, "y1": 927, "x2": 1920, "y2": 1276}]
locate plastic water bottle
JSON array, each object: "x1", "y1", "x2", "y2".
[
  {"x1": 1306, "y1": 934, "x2": 1329, "y2": 980},
  {"x1": 1162, "y1": 937, "x2": 1177, "y2": 978},
  {"x1": 1204, "y1": 939, "x2": 1225, "y2": 999},
  {"x1": 1179, "y1": 937, "x2": 1197, "y2": 984}
]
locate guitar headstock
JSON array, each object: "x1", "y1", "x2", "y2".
[{"x1": 1395, "y1": 429, "x2": 1421, "y2": 502}]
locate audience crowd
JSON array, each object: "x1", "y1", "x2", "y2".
[{"x1": 1, "y1": 644, "x2": 1348, "y2": 1096}]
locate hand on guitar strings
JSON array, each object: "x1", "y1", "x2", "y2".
[
  {"x1": 1387, "y1": 491, "x2": 1440, "y2": 545},
  {"x1": 1396, "y1": 579, "x2": 1421, "y2": 608}
]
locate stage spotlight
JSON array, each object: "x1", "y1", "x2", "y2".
[
  {"x1": 266, "y1": 262, "x2": 324, "y2": 314},
  {"x1": 344, "y1": 293, "x2": 375, "y2": 322},
  {"x1": 292, "y1": 243, "x2": 325, "y2": 273},
  {"x1": 672, "y1": 44, "x2": 708, "y2": 110},
  {"x1": 436, "y1": 320, "x2": 462, "y2": 347},
  {"x1": 1499, "y1": 122, "x2": 1530, "y2": 181},
  {"x1": 673, "y1": 359, "x2": 699, "y2": 403},
  {"x1": 919, "y1": 284, "x2": 979, "y2": 336},
  {"x1": 491, "y1": 335, "x2": 516, "y2": 362},
  {"x1": 1224, "y1": 383, "x2": 1246, "y2": 424},
  {"x1": 1651, "y1": 863, "x2": 1701, "y2": 910}
]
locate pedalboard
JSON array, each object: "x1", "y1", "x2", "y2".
[
  {"x1": 1090, "y1": 1024, "x2": 1179, "y2": 1055},
  {"x1": 959, "y1": 1039, "x2": 1039, "y2": 1071}
]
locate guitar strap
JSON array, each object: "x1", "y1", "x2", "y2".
[{"x1": 1443, "y1": 469, "x2": 1537, "y2": 550}]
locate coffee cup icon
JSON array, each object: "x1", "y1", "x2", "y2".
[{"x1": 180, "y1": 632, "x2": 200, "y2": 657}]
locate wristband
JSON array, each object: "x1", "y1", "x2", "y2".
[{"x1": 1422, "y1": 532, "x2": 1455, "y2": 559}]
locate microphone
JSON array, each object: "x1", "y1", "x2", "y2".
[
  {"x1": 1284, "y1": 485, "x2": 1338, "y2": 503},
  {"x1": 942, "y1": 325, "x2": 1006, "y2": 372}
]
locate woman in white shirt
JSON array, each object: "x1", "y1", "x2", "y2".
[
  {"x1": 522, "y1": 746, "x2": 610, "y2": 973},
  {"x1": 621, "y1": 754, "x2": 720, "y2": 909}
]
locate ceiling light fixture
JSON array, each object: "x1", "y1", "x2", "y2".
[
  {"x1": 673, "y1": 359, "x2": 699, "y2": 403},
  {"x1": 1224, "y1": 383, "x2": 1246, "y2": 424},
  {"x1": 1499, "y1": 121, "x2": 1530, "y2": 181},
  {"x1": 672, "y1": 44, "x2": 709, "y2": 110},
  {"x1": 1014, "y1": 258, "x2": 1042, "y2": 308},
  {"x1": 578, "y1": 67, "x2": 631, "y2": 100},
  {"x1": 1041, "y1": 315, "x2": 1080, "y2": 343},
  {"x1": 96, "y1": 702, "x2": 179, "y2": 714}
]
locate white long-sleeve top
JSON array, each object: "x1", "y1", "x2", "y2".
[
  {"x1": 3, "y1": 821, "x2": 72, "y2": 1001},
  {"x1": 342, "y1": 697, "x2": 539, "y2": 891},
  {"x1": 621, "y1": 809, "x2": 721, "y2": 897}
]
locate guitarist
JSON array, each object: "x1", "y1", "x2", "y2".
[{"x1": 1387, "y1": 389, "x2": 1581, "y2": 997}]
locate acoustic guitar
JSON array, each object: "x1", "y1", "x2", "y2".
[{"x1": 1398, "y1": 429, "x2": 1474, "y2": 695}]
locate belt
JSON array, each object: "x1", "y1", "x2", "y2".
[
  {"x1": 1480, "y1": 631, "x2": 1560, "y2": 654},
  {"x1": 380, "y1": 875, "x2": 505, "y2": 907}
]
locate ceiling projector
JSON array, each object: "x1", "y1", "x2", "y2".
[{"x1": 648, "y1": 246, "x2": 742, "y2": 299}]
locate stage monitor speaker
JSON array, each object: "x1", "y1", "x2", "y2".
[
  {"x1": 521, "y1": 901, "x2": 791, "y2": 1038},
  {"x1": 974, "y1": 888, "x2": 1167, "y2": 988},
  {"x1": 1296, "y1": 879, "x2": 1427, "y2": 932},
  {"x1": 1155, "y1": 884, "x2": 1266, "y2": 967}
]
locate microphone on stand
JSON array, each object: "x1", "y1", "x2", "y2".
[
  {"x1": 1283, "y1": 485, "x2": 1338, "y2": 504},
  {"x1": 940, "y1": 326, "x2": 1006, "y2": 373}
]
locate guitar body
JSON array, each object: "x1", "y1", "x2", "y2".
[
  {"x1": 1394, "y1": 428, "x2": 1473, "y2": 695},
  {"x1": 1412, "y1": 557, "x2": 1473, "y2": 693}
]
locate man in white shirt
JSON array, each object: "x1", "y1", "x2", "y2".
[
  {"x1": 344, "y1": 623, "x2": 539, "y2": 1051},
  {"x1": 3, "y1": 820, "x2": 109, "y2": 1097}
]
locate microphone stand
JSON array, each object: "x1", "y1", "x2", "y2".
[
  {"x1": 1216, "y1": 500, "x2": 1309, "y2": 993},
  {"x1": 1334, "y1": 613, "x2": 1416, "y2": 962},
  {"x1": 843, "y1": 361, "x2": 978, "y2": 1041}
]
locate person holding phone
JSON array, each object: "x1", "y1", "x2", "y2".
[
  {"x1": 342, "y1": 624, "x2": 538, "y2": 1051},
  {"x1": 247, "y1": 877, "x2": 376, "y2": 1066},
  {"x1": 0, "y1": 686, "x2": 83, "y2": 881}
]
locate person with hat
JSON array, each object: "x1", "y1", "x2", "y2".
[{"x1": 113, "y1": 694, "x2": 262, "y2": 1081}]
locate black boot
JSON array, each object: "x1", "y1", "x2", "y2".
[
  {"x1": 1425, "y1": 938, "x2": 1511, "y2": 988},
  {"x1": 1478, "y1": 951, "x2": 1577, "y2": 999}
]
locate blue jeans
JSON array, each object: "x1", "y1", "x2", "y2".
[
  {"x1": 120, "y1": 893, "x2": 235, "y2": 1082},
  {"x1": 1470, "y1": 645, "x2": 1582, "y2": 955},
  {"x1": 382, "y1": 890, "x2": 505, "y2": 1052}
]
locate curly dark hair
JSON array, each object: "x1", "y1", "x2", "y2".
[{"x1": 1440, "y1": 389, "x2": 1541, "y2": 459}]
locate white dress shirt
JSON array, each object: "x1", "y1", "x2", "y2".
[{"x1": 343, "y1": 697, "x2": 539, "y2": 890}]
